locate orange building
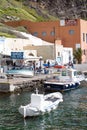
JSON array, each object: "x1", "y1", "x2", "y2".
[{"x1": 3, "y1": 19, "x2": 87, "y2": 63}]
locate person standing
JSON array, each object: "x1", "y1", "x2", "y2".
[
  {"x1": 33, "y1": 61, "x2": 36, "y2": 73},
  {"x1": 47, "y1": 61, "x2": 50, "y2": 68}
]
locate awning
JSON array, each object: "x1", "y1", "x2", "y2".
[{"x1": 24, "y1": 56, "x2": 43, "y2": 61}]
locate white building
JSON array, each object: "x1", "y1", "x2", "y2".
[{"x1": 0, "y1": 33, "x2": 73, "y2": 72}]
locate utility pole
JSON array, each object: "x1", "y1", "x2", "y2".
[{"x1": 53, "y1": 27, "x2": 56, "y2": 61}]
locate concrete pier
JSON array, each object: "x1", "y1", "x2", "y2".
[
  {"x1": 0, "y1": 73, "x2": 55, "y2": 93},
  {"x1": 0, "y1": 63, "x2": 87, "y2": 93}
]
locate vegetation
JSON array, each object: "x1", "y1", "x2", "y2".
[
  {"x1": 0, "y1": 32, "x2": 16, "y2": 38},
  {"x1": 0, "y1": 0, "x2": 57, "y2": 22},
  {"x1": 0, "y1": 0, "x2": 87, "y2": 23},
  {"x1": 0, "y1": 23, "x2": 28, "y2": 38},
  {"x1": 0, "y1": 0, "x2": 58, "y2": 37},
  {"x1": 73, "y1": 48, "x2": 82, "y2": 64},
  {"x1": 0, "y1": 0, "x2": 87, "y2": 37}
]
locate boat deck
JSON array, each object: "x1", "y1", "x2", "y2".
[{"x1": 46, "y1": 96, "x2": 59, "y2": 102}]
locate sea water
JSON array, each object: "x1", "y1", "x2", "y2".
[{"x1": 0, "y1": 86, "x2": 87, "y2": 130}]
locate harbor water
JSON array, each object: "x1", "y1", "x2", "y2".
[{"x1": 0, "y1": 85, "x2": 87, "y2": 130}]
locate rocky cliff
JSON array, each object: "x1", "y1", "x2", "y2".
[{"x1": 24, "y1": 0, "x2": 87, "y2": 19}]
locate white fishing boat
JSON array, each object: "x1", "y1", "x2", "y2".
[
  {"x1": 44, "y1": 68, "x2": 85, "y2": 92},
  {"x1": 18, "y1": 89, "x2": 63, "y2": 118}
]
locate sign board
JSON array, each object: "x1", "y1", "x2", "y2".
[
  {"x1": 11, "y1": 52, "x2": 24, "y2": 59},
  {"x1": 0, "y1": 37, "x2": 5, "y2": 43},
  {"x1": 56, "y1": 57, "x2": 62, "y2": 65},
  {"x1": 60, "y1": 20, "x2": 65, "y2": 26},
  {"x1": 65, "y1": 19, "x2": 77, "y2": 26}
]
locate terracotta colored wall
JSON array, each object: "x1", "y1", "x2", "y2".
[
  {"x1": 59, "y1": 19, "x2": 80, "y2": 49},
  {"x1": 21, "y1": 20, "x2": 59, "y2": 43},
  {"x1": 3, "y1": 19, "x2": 81, "y2": 49},
  {"x1": 4, "y1": 20, "x2": 59, "y2": 43},
  {"x1": 3, "y1": 21, "x2": 21, "y2": 27},
  {"x1": 3, "y1": 19, "x2": 87, "y2": 63}
]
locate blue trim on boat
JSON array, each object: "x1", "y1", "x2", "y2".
[{"x1": 44, "y1": 82, "x2": 80, "y2": 92}]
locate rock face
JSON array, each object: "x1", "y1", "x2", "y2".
[
  {"x1": 27, "y1": 0, "x2": 87, "y2": 19},
  {"x1": 14, "y1": 79, "x2": 45, "y2": 93},
  {"x1": 0, "y1": 0, "x2": 87, "y2": 23}
]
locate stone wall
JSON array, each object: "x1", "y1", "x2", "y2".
[
  {"x1": 0, "y1": 83, "x2": 10, "y2": 92},
  {"x1": 74, "y1": 64, "x2": 87, "y2": 72},
  {"x1": 24, "y1": 45, "x2": 54, "y2": 60}
]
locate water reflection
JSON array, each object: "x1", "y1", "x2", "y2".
[
  {"x1": 23, "y1": 112, "x2": 55, "y2": 130},
  {"x1": 10, "y1": 93, "x2": 17, "y2": 106}
]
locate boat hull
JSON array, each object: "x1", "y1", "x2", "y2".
[
  {"x1": 6, "y1": 68, "x2": 34, "y2": 78},
  {"x1": 44, "y1": 81, "x2": 80, "y2": 92},
  {"x1": 18, "y1": 92, "x2": 63, "y2": 118},
  {"x1": 44, "y1": 68, "x2": 85, "y2": 92},
  {"x1": 19, "y1": 105, "x2": 40, "y2": 117}
]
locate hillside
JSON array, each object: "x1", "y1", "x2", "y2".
[
  {"x1": 0, "y1": 0, "x2": 57, "y2": 23},
  {"x1": 0, "y1": 23, "x2": 30, "y2": 38},
  {"x1": 45, "y1": 0, "x2": 87, "y2": 19},
  {"x1": 1, "y1": 0, "x2": 87, "y2": 23},
  {"x1": 23, "y1": 0, "x2": 87, "y2": 20},
  {"x1": 0, "y1": 0, "x2": 87, "y2": 38},
  {"x1": 0, "y1": 0, "x2": 58, "y2": 38}
]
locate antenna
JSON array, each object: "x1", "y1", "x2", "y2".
[{"x1": 35, "y1": 88, "x2": 39, "y2": 94}]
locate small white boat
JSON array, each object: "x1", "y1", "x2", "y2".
[
  {"x1": 18, "y1": 89, "x2": 63, "y2": 118},
  {"x1": 6, "y1": 66, "x2": 34, "y2": 78}
]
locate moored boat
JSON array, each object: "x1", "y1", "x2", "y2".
[
  {"x1": 18, "y1": 89, "x2": 63, "y2": 118},
  {"x1": 44, "y1": 68, "x2": 85, "y2": 92},
  {"x1": 6, "y1": 66, "x2": 34, "y2": 78}
]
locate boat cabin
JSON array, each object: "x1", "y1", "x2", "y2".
[
  {"x1": 60, "y1": 68, "x2": 79, "y2": 79},
  {"x1": 31, "y1": 93, "x2": 44, "y2": 110}
]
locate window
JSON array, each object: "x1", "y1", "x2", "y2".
[
  {"x1": 29, "y1": 53, "x2": 34, "y2": 56},
  {"x1": 83, "y1": 33, "x2": 85, "y2": 41},
  {"x1": 58, "y1": 52, "x2": 60, "y2": 56},
  {"x1": 42, "y1": 32, "x2": 46, "y2": 36},
  {"x1": 69, "y1": 30, "x2": 74, "y2": 35},
  {"x1": 83, "y1": 49, "x2": 86, "y2": 55},
  {"x1": 33, "y1": 32, "x2": 38, "y2": 36},
  {"x1": 50, "y1": 31, "x2": 55, "y2": 36},
  {"x1": 86, "y1": 33, "x2": 87, "y2": 43},
  {"x1": 74, "y1": 71, "x2": 77, "y2": 76},
  {"x1": 62, "y1": 70, "x2": 66, "y2": 76}
]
